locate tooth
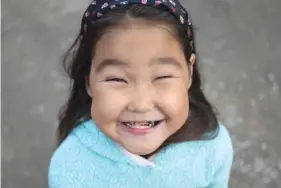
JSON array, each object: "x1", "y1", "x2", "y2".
[
  {"x1": 124, "y1": 121, "x2": 160, "y2": 129},
  {"x1": 125, "y1": 122, "x2": 134, "y2": 128},
  {"x1": 136, "y1": 122, "x2": 149, "y2": 128}
]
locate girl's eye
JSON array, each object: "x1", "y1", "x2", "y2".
[
  {"x1": 155, "y1": 75, "x2": 173, "y2": 80},
  {"x1": 105, "y1": 77, "x2": 127, "y2": 83}
]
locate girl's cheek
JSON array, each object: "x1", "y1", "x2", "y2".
[
  {"x1": 92, "y1": 84, "x2": 129, "y2": 112},
  {"x1": 156, "y1": 82, "x2": 189, "y2": 112},
  {"x1": 156, "y1": 81, "x2": 188, "y2": 99},
  {"x1": 90, "y1": 80, "x2": 188, "y2": 115}
]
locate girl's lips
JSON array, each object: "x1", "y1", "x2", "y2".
[
  {"x1": 119, "y1": 120, "x2": 165, "y2": 135},
  {"x1": 122, "y1": 120, "x2": 162, "y2": 128}
]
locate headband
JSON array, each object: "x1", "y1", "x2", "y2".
[{"x1": 81, "y1": 0, "x2": 194, "y2": 53}]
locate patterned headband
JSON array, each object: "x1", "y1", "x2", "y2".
[{"x1": 82, "y1": 0, "x2": 194, "y2": 53}]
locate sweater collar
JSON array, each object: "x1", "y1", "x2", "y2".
[
  {"x1": 72, "y1": 120, "x2": 130, "y2": 164},
  {"x1": 73, "y1": 120, "x2": 183, "y2": 167},
  {"x1": 74, "y1": 120, "x2": 165, "y2": 166}
]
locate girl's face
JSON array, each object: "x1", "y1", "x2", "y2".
[{"x1": 88, "y1": 22, "x2": 195, "y2": 155}]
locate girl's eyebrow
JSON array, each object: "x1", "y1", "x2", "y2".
[
  {"x1": 94, "y1": 59, "x2": 129, "y2": 73},
  {"x1": 151, "y1": 57, "x2": 183, "y2": 69},
  {"x1": 94, "y1": 57, "x2": 183, "y2": 72}
]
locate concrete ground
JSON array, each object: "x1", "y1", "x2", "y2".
[{"x1": 2, "y1": 0, "x2": 281, "y2": 187}]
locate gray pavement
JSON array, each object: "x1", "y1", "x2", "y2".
[{"x1": 2, "y1": 0, "x2": 281, "y2": 187}]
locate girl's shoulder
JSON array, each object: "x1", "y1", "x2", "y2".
[
  {"x1": 197, "y1": 122, "x2": 233, "y2": 159},
  {"x1": 172, "y1": 122, "x2": 233, "y2": 168},
  {"x1": 48, "y1": 123, "x2": 97, "y2": 187},
  {"x1": 210, "y1": 122, "x2": 233, "y2": 148},
  {"x1": 194, "y1": 122, "x2": 233, "y2": 170},
  {"x1": 49, "y1": 122, "x2": 96, "y2": 170},
  {"x1": 159, "y1": 123, "x2": 233, "y2": 186},
  {"x1": 178, "y1": 122, "x2": 233, "y2": 152},
  {"x1": 182, "y1": 123, "x2": 233, "y2": 181},
  {"x1": 48, "y1": 127, "x2": 86, "y2": 173}
]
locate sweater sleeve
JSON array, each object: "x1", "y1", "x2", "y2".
[{"x1": 207, "y1": 125, "x2": 234, "y2": 188}]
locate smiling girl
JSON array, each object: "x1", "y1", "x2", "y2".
[{"x1": 49, "y1": 1, "x2": 233, "y2": 187}]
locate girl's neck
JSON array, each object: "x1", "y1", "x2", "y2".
[
  {"x1": 140, "y1": 154, "x2": 151, "y2": 159},
  {"x1": 140, "y1": 146, "x2": 163, "y2": 159}
]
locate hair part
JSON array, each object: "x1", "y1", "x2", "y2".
[{"x1": 58, "y1": 4, "x2": 218, "y2": 146}]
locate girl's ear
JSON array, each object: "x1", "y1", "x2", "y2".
[
  {"x1": 190, "y1": 53, "x2": 196, "y2": 63},
  {"x1": 86, "y1": 81, "x2": 92, "y2": 97},
  {"x1": 188, "y1": 53, "x2": 196, "y2": 89},
  {"x1": 189, "y1": 53, "x2": 196, "y2": 72}
]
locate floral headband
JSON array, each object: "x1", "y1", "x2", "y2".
[{"x1": 81, "y1": 0, "x2": 194, "y2": 53}]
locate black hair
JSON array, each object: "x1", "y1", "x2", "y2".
[{"x1": 57, "y1": 4, "x2": 218, "y2": 146}]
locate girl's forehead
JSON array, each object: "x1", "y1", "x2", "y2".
[
  {"x1": 91, "y1": 26, "x2": 189, "y2": 75},
  {"x1": 94, "y1": 25, "x2": 184, "y2": 61},
  {"x1": 98, "y1": 22, "x2": 177, "y2": 44}
]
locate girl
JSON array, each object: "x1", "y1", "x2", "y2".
[{"x1": 49, "y1": 0, "x2": 233, "y2": 187}]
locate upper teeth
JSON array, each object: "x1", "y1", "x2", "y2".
[{"x1": 124, "y1": 121, "x2": 156, "y2": 128}]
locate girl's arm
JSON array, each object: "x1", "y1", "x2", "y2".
[
  {"x1": 207, "y1": 152, "x2": 233, "y2": 188},
  {"x1": 207, "y1": 126, "x2": 234, "y2": 188}
]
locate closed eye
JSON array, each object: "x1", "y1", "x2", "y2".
[
  {"x1": 155, "y1": 75, "x2": 173, "y2": 80},
  {"x1": 105, "y1": 77, "x2": 127, "y2": 83}
]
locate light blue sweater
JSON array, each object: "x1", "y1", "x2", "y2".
[{"x1": 49, "y1": 120, "x2": 233, "y2": 188}]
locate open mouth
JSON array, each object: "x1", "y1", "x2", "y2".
[{"x1": 122, "y1": 120, "x2": 163, "y2": 129}]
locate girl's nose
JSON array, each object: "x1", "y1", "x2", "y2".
[{"x1": 127, "y1": 85, "x2": 155, "y2": 113}]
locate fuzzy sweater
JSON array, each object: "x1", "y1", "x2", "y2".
[{"x1": 49, "y1": 120, "x2": 233, "y2": 188}]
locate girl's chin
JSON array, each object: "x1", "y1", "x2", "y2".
[
  {"x1": 124, "y1": 147, "x2": 159, "y2": 156},
  {"x1": 119, "y1": 139, "x2": 164, "y2": 156}
]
